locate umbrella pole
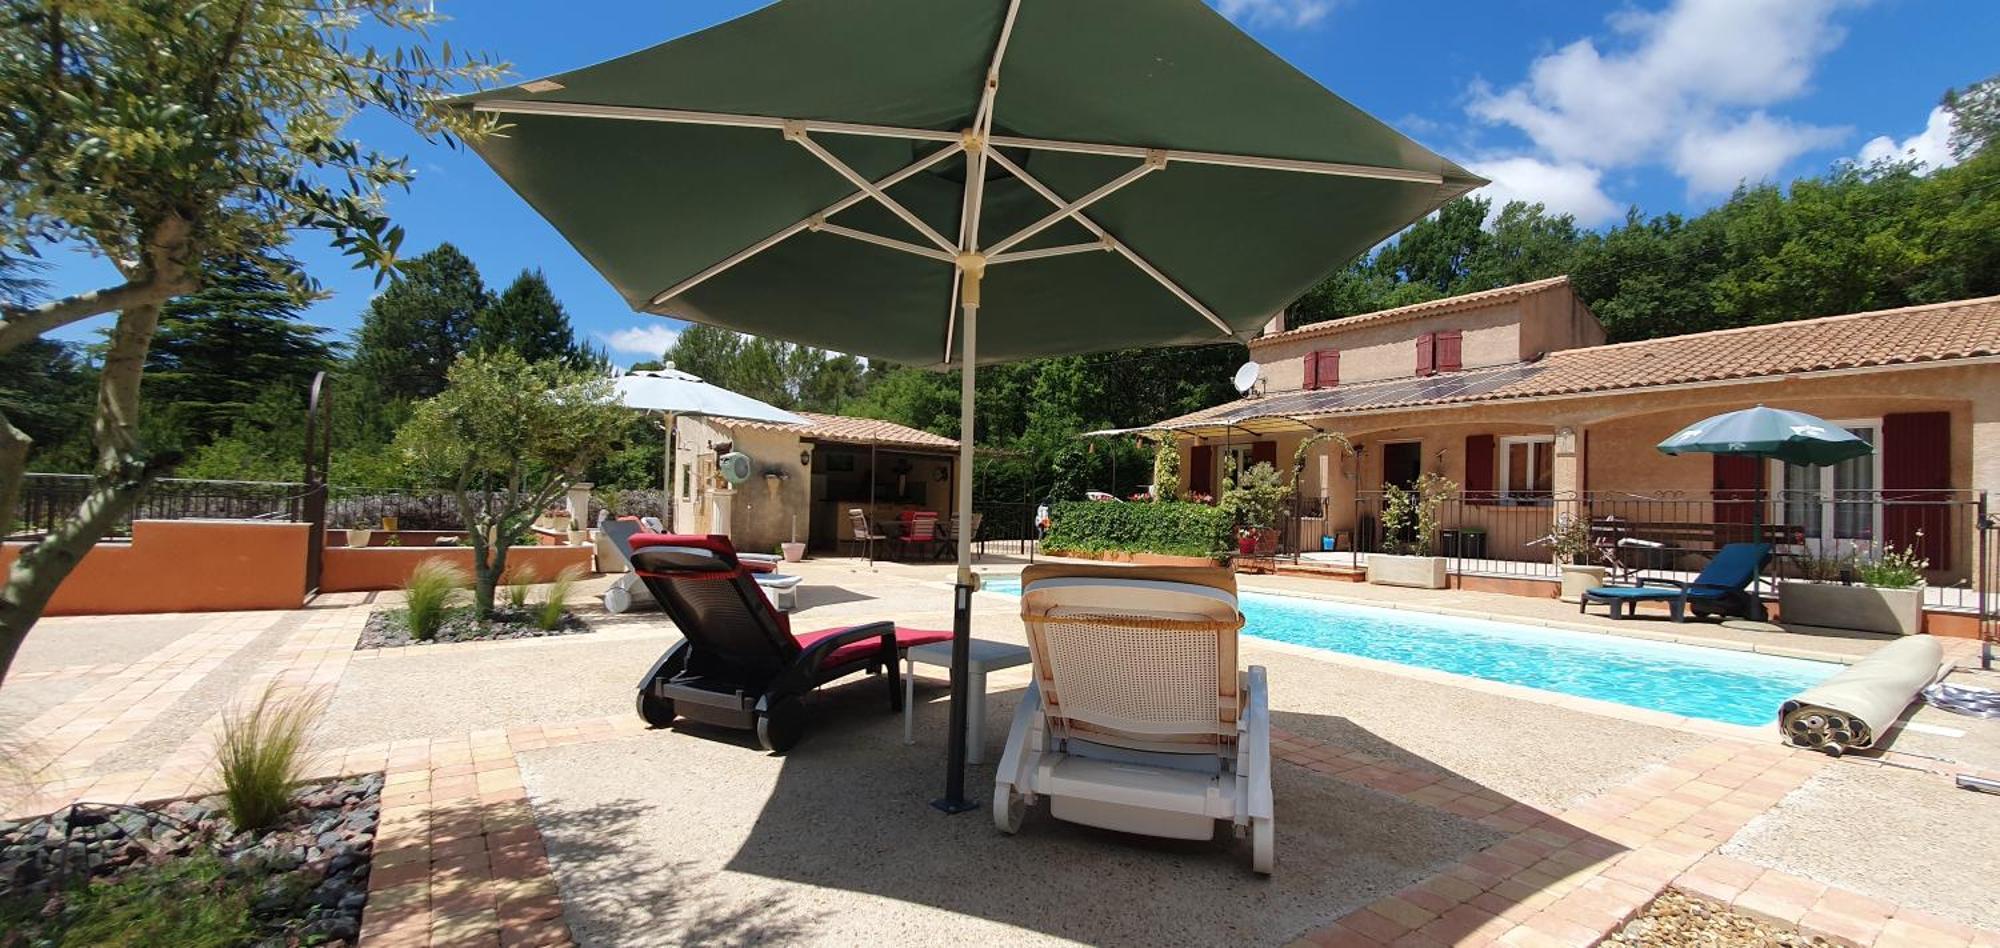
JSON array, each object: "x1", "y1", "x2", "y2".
[
  {"x1": 935, "y1": 263, "x2": 982, "y2": 814},
  {"x1": 662, "y1": 411, "x2": 676, "y2": 529}
]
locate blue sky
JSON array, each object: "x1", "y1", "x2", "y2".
[{"x1": 38, "y1": 0, "x2": 1998, "y2": 365}]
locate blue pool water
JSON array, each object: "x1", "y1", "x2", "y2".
[{"x1": 980, "y1": 578, "x2": 1836, "y2": 726}]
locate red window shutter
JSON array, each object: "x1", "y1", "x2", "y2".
[
  {"x1": 1415, "y1": 332, "x2": 1436, "y2": 376},
  {"x1": 1883, "y1": 411, "x2": 1951, "y2": 569},
  {"x1": 1303, "y1": 353, "x2": 1318, "y2": 390},
  {"x1": 1712, "y1": 455, "x2": 1764, "y2": 533},
  {"x1": 1188, "y1": 445, "x2": 1215, "y2": 497},
  {"x1": 1250, "y1": 440, "x2": 1279, "y2": 471},
  {"x1": 1317, "y1": 350, "x2": 1340, "y2": 387},
  {"x1": 1464, "y1": 434, "x2": 1495, "y2": 503},
  {"x1": 1436, "y1": 330, "x2": 1463, "y2": 372}
]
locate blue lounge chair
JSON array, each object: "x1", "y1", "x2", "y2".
[{"x1": 1579, "y1": 543, "x2": 1772, "y2": 622}]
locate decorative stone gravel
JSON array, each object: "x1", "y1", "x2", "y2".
[
  {"x1": 359, "y1": 606, "x2": 592, "y2": 649},
  {"x1": 1606, "y1": 889, "x2": 1834, "y2": 948},
  {"x1": 0, "y1": 773, "x2": 384, "y2": 945}
]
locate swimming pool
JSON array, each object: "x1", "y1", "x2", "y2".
[{"x1": 981, "y1": 578, "x2": 1837, "y2": 726}]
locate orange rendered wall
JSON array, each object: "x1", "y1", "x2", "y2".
[
  {"x1": 0, "y1": 520, "x2": 311, "y2": 616},
  {"x1": 317, "y1": 545, "x2": 594, "y2": 593}
]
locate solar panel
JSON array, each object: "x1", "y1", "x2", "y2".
[{"x1": 1187, "y1": 362, "x2": 1545, "y2": 428}]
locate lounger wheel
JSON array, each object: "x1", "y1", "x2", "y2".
[
  {"x1": 636, "y1": 688, "x2": 675, "y2": 729},
  {"x1": 993, "y1": 783, "x2": 1025, "y2": 834},
  {"x1": 604, "y1": 584, "x2": 633, "y2": 614},
  {"x1": 1251, "y1": 817, "x2": 1274, "y2": 875},
  {"x1": 755, "y1": 696, "x2": 807, "y2": 753}
]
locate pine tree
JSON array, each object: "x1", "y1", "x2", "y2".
[
  {"x1": 349, "y1": 243, "x2": 488, "y2": 402},
  {"x1": 146, "y1": 255, "x2": 337, "y2": 446},
  {"x1": 477, "y1": 269, "x2": 588, "y2": 368}
]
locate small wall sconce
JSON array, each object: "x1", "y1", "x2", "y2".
[{"x1": 799, "y1": 449, "x2": 812, "y2": 467}]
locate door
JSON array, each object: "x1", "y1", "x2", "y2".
[
  {"x1": 1776, "y1": 423, "x2": 1880, "y2": 552},
  {"x1": 1382, "y1": 442, "x2": 1422, "y2": 490}
]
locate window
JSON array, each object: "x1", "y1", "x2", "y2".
[
  {"x1": 1499, "y1": 435, "x2": 1554, "y2": 504},
  {"x1": 1220, "y1": 445, "x2": 1251, "y2": 482},
  {"x1": 1416, "y1": 330, "x2": 1463, "y2": 376},
  {"x1": 1776, "y1": 421, "x2": 1880, "y2": 549},
  {"x1": 1304, "y1": 349, "x2": 1340, "y2": 389}
]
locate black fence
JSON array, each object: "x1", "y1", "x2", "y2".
[
  {"x1": 8, "y1": 473, "x2": 310, "y2": 540},
  {"x1": 971, "y1": 501, "x2": 1040, "y2": 559},
  {"x1": 1291, "y1": 488, "x2": 1991, "y2": 611}
]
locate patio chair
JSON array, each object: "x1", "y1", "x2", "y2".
[
  {"x1": 845, "y1": 508, "x2": 886, "y2": 562},
  {"x1": 892, "y1": 510, "x2": 940, "y2": 561},
  {"x1": 934, "y1": 511, "x2": 984, "y2": 561},
  {"x1": 1579, "y1": 542, "x2": 1772, "y2": 622},
  {"x1": 601, "y1": 520, "x2": 801, "y2": 613},
  {"x1": 994, "y1": 563, "x2": 1273, "y2": 874},
  {"x1": 630, "y1": 534, "x2": 951, "y2": 752}
]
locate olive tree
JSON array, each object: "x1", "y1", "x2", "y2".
[
  {"x1": 0, "y1": 2, "x2": 502, "y2": 688},
  {"x1": 395, "y1": 352, "x2": 627, "y2": 618}
]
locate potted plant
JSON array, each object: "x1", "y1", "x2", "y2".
[
  {"x1": 1219, "y1": 463, "x2": 1291, "y2": 558},
  {"x1": 781, "y1": 515, "x2": 806, "y2": 562},
  {"x1": 1367, "y1": 472, "x2": 1457, "y2": 589},
  {"x1": 1543, "y1": 513, "x2": 1605, "y2": 602},
  {"x1": 346, "y1": 520, "x2": 374, "y2": 548},
  {"x1": 1778, "y1": 540, "x2": 1928, "y2": 635}
]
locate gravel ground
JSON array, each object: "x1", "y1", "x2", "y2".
[
  {"x1": 1722, "y1": 762, "x2": 2000, "y2": 931},
  {"x1": 519, "y1": 678, "x2": 1505, "y2": 947},
  {"x1": 312, "y1": 630, "x2": 680, "y2": 746},
  {"x1": 89, "y1": 612, "x2": 304, "y2": 775},
  {"x1": 1606, "y1": 890, "x2": 1831, "y2": 947},
  {"x1": 357, "y1": 606, "x2": 593, "y2": 648},
  {"x1": 7, "y1": 616, "x2": 212, "y2": 673}
]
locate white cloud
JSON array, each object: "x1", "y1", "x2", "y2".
[
  {"x1": 1466, "y1": 0, "x2": 1857, "y2": 195},
  {"x1": 597, "y1": 323, "x2": 680, "y2": 358},
  {"x1": 1673, "y1": 112, "x2": 1849, "y2": 195},
  {"x1": 1212, "y1": 0, "x2": 1333, "y2": 30},
  {"x1": 1857, "y1": 105, "x2": 1959, "y2": 170},
  {"x1": 1467, "y1": 156, "x2": 1621, "y2": 225}
]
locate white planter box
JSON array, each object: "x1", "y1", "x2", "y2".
[
  {"x1": 346, "y1": 529, "x2": 372, "y2": 549},
  {"x1": 1558, "y1": 565, "x2": 1608, "y2": 603},
  {"x1": 1779, "y1": 582, "x2": 1924, "y2": 636},
  {"x1": 781, "y1": 541, "x2": 806, "y2": 562},
  {"x1": 1367, "y1": 554, "x2": 1448, "y2": 589}
]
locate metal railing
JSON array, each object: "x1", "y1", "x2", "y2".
[
  {"x1": 1286, "y1": 488, "x2": 1991, "y2": 612},
  {"x1": 8, "y1": 473, "x2": 310, "y2": 539}
]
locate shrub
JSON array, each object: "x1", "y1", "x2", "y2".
[
  {"x1": 1857, "y1": 540, "x2": 1929, "y2": 589},
  {"x1": 403, "y1": 558, "x2": 469, "y2": 640},
  {"x1": 1151, "y1": 444, "x2": 1180, "y2": 501},
  {"x1": 534, "y1": 564, "x2": 586, "y2": 631},
  {"x1": 216, "y1": 683, "x2": 327, "y2": 833},
  {"x1": 1380, "y1": 472, "x2": 1458, "y2": 556},
  {"x1": 1041, "y1": 500, "x2": 1233, "y2": 558},
  {"x1": 503, "y1": 563, "x2": 540, "y2": 609},
  {"x1": 1218, "y1": 461, "x2": 1292, "y2": 530}
]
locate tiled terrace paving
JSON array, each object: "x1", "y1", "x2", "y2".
[{"x1": 1, "y1": 558, "x2": 1997, "y2": 947}]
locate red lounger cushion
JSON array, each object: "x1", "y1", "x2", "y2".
[{"x1": 794, "y1": 626, "x2": 953, "y2": 668}]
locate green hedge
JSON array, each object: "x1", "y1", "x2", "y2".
[{"x1": 1041, "y1": 500, "x2": 1232, "y2": 558}]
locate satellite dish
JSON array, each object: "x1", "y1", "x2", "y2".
[
  {"x1": 1232, "y1": 361, "x2": 1261, "y2": 394},
  {"x1": 717, "y1": 452, "x2": 753, "y2": 485}
]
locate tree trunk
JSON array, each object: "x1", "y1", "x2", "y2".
[{"x1": 0, "y1": 296, "x2": 172, "y2": 691}]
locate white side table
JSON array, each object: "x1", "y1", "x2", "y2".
[{"x1": 903, "y1": 639, "x2": 1032, "y2": 764}]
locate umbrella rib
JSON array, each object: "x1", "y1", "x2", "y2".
[
  {"x1": 983, "y1": 154, "x2": 1163, "y2": 257},
  {"x1": 987, "y1": 241, "x2": 1111, "y2": 265},
  {"x1": 471, "y1": 99, "x2": 1446, "y2": 184},
  {"x1": 648, "y1": 141, "x2": 963, "y2": 306},
  {"x1": 788, "y1": 129, "x2": 958, "y2": 253},
  {"x1": 812, "y1": 222, "x2": 956, "y2": 262},
  {"x1": 986, "y1": 149, "x2": 1234, "y2": 336}
]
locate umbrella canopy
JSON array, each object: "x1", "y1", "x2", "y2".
[
  {"x1": 451, "y1": 0, "x2": 1482, "y2": 367},
  {"x1": 1657, "y1": 405, "x2": 1872, "y2": 468},
  {"x1": 455, "y1": 0, "x2": 1480, "y2": 811},
  {"x1": 613, "y1": 368, "x2": 808, "y2": 426}
]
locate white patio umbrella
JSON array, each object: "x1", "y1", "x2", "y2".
[{"x1": 612, "y1": 367, "x2": 808, "y2": 525}]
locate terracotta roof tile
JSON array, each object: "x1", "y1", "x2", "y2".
[
  {"x1": 1251, "y1": 275, "x2": 1573, "y2": 347},
  {"x1": 1153, "y1": 294, "x2": 2000, "y2": 429},
  {"x1": 727, "y1": 412, "x2": 958, "y2": 450}
]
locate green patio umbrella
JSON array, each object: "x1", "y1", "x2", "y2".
[
  {"x1": 451, "y1": 0, "x2": 1483, "y2": 811},
  {"x1": 1658, "y1": 405, "x2": 1874, "y2": 620}
]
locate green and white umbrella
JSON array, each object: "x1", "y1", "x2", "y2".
[{"x1": 452, "y1": 0, "x2": 1481, "y2": 810}]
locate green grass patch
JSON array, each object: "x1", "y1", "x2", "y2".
[{"x1": 0, "y1": 852, "x2": 255, "y2": 947}]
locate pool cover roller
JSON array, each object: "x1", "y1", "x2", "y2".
[{"x1": 1779, "y1": 635, "x2": 1944, "y2": 754}]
